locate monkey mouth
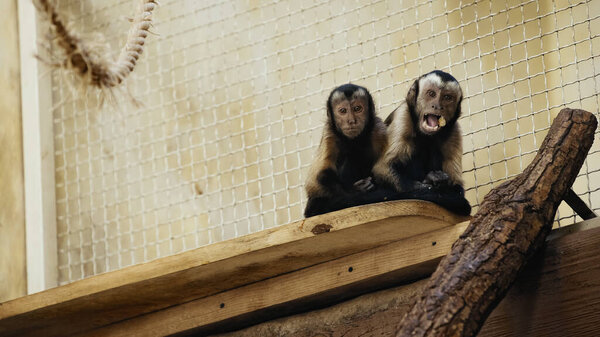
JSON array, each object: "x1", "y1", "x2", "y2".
[
  {"x1": 343, "y1": 127, "x2": 362, "y2": 138},
  {"x1": 421, "y1": 114, "x2": 446, "y2": 134}
]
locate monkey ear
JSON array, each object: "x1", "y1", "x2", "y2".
[{"x1": 406, "y1": 79, "x2": 419, "y2": 111}]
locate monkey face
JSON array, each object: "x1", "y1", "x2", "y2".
[
  {"x1": 413, "y1": 73, "x2": 462, "y2": 136},
  {"x1": 330, "y1": 90, "x2": 369, "y2": 139}
]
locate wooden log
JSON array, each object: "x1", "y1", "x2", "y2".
[
  {"x1": 395, "y1": 108, "x2": 597, "y2": 337},
  {"x1": 563, "y1": 188, "x2": 597, "y2": 220}
]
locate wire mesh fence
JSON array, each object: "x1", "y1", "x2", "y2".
[{"x1": 48, "y1": 0, "x2": 600, "y2": 284}]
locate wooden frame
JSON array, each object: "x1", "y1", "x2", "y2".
[
  {"x1": 17, "y1": 0, "x2": 57, "y2": 294},
  {"x1": 0, "y1": 200, "x2": 468, "y2": 337}
]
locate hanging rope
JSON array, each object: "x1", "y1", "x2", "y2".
[{"x1": 36, "y1": 0, "x2": 158, "y2": 88}]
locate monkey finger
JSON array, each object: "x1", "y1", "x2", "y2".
[
  {"x1": 413, "y1": 181, "x2": 433, "y2": 190},
  {"x1": 353, "y1": 178, "x2": 368, "y2": 187},
  {"x1": 353, "y1": 178, "x2": 374, "y2": 192},
  {"x1": 425, "y1": 171, "x2": 450, "y2": 186},
  {"x1": 354, "y1": 183, "x2": 369, "y2": 192}
]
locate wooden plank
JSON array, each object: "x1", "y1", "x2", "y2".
[
  {"x1": 0, "y1": 0, "x2": 27, "y2": 302},
  {"x1": 479, "y1": 218, "x2": 600, "y2": 337},
  {"x1": 84, "y1": 221, "x2": 471, "y2": 336},
  {"x1": 0, "y1": 200, "x2": 468, "y2": 337},
  {"x1": 210, "y1": 218, "x2": 600, "y2": 337},
  {"x1": 212, "y1": 279, "x2": 429, "y2": 337},
  {"x1": 17, "y1": 0, "x2": 57, "y2": 294}
]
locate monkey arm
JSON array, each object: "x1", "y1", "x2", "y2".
[
  {"x1": 316, "y1": 168, "x2": 352, "y2": 195},
  {"x1": 372, "y1": 152, "x2": 429, "y2": 193},
  {"x1": 305, "y1": 184, "x2": 471, "y2": 217},
  {"x1": 404, "y1": 184, "x2": 470, "y2": 215},
  {"x1": 441, "y1": 125, "x2": 464, "y2": 186},
  {"x1": 372, "y1": 158, "x2": 402, "y2": 191},
  {"x1": 304, "y1": 135, "x2": 357, "y2": 217},
  {"x1": 304, "y1": 132, "x2": 343, "y2": 196},
  {"x1": 424, "y1": 170, "x2": 451, "y2": 186},
  {"x1": 304, "y1": 169, "x2": 370, "y2": 217}
]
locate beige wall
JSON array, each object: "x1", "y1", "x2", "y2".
[
  {"x1": 48, "y1": 0, "x2": 600, "y2": 284},
  {"x1": 0, "y1": 0, "x2": 26, "y2": 302}
]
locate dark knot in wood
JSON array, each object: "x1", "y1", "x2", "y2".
[{"x1": 311, "y1": 224, "x2": 333, "y2": 235}]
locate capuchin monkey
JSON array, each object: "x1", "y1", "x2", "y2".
[
  {"x1": 304, "y1": 84, "x2": 387, "y2": 217},
  {"x1": 304, "y1": 78, "x2": 470, "y2": 218},
  {"x1": 372, "y1": 70, "x2": 471, "y2": 215}
]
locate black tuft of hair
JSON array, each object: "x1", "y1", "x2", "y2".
[{"x1": 332, "y1": 83, "x2": 366, "y2": 99}]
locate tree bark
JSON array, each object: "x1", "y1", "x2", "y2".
[{"x1": 395, "y1": 108, "x2": 597, "y2": 337}]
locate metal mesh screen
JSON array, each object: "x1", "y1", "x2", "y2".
[{"x1": 50, "y1": 0, "x2": 600, "y2": 284}]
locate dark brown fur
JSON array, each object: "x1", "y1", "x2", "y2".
[
  {"x1": 373, "y1": 70, "x2": 465, "y2": 193},
  {"x1": 304, "y1": 84, "x2": 387, "y2": 217},
  {"x1": 305, "y1": 75, "x2": 471, "y2": 217}
]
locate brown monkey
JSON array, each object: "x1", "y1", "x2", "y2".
[
  {"x1": 304, "y1": 83, "x2": 387, "y2": 217},
  {"x1": 373, "y1": 70, "x2": 470, "y2": 215}
]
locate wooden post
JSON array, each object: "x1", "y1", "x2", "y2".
[
  {"x1": 0, "y1": 0, "x2": 27, "y2": 302},
  {"x1": 18, "y1": 0, "x2": 58, "y2": 293},
  {"x1": 395, "y1": 108, "x2": 597, "y2": 337}
]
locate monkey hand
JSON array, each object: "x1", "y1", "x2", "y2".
[
  {"x1": 353, "y1": 177, "x2": 375, "y2": 192},
  {"x1": 411, "y1": 181, "x2": 433, "y2": 191},
  {"x1": 423, "y1": 171, "x2": 451, "y2": 186}
]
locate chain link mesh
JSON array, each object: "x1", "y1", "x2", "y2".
[{"x1": 49, "y1": 0, "x2": 600, "y2": 284}]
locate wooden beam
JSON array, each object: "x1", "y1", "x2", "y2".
[
  {"x1": 210, "y1": 218, "x2": 600, "y2": 337},
  {"x1": 84, "y1": 221, "x2": 471, "y2": 337},
  {"x1": 0, "y1": 200, "x2": 468, "y2": 337},
  {"x1": 479, "y1": 219, "x2": 600, "y2": 336}
]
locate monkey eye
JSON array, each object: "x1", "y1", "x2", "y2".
[
  {"x1": 353, "y1": 106, "x2": 362, "y2": 112},
  {"x1": 443, "y1": 94, "x2": 454, "y2": 101},
  {"x1": 427, "y1": 90, "x2": 436, "y2": 98},
  {"x1": 339, "y1": 108, "x2": 347, "y2": 114}
]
